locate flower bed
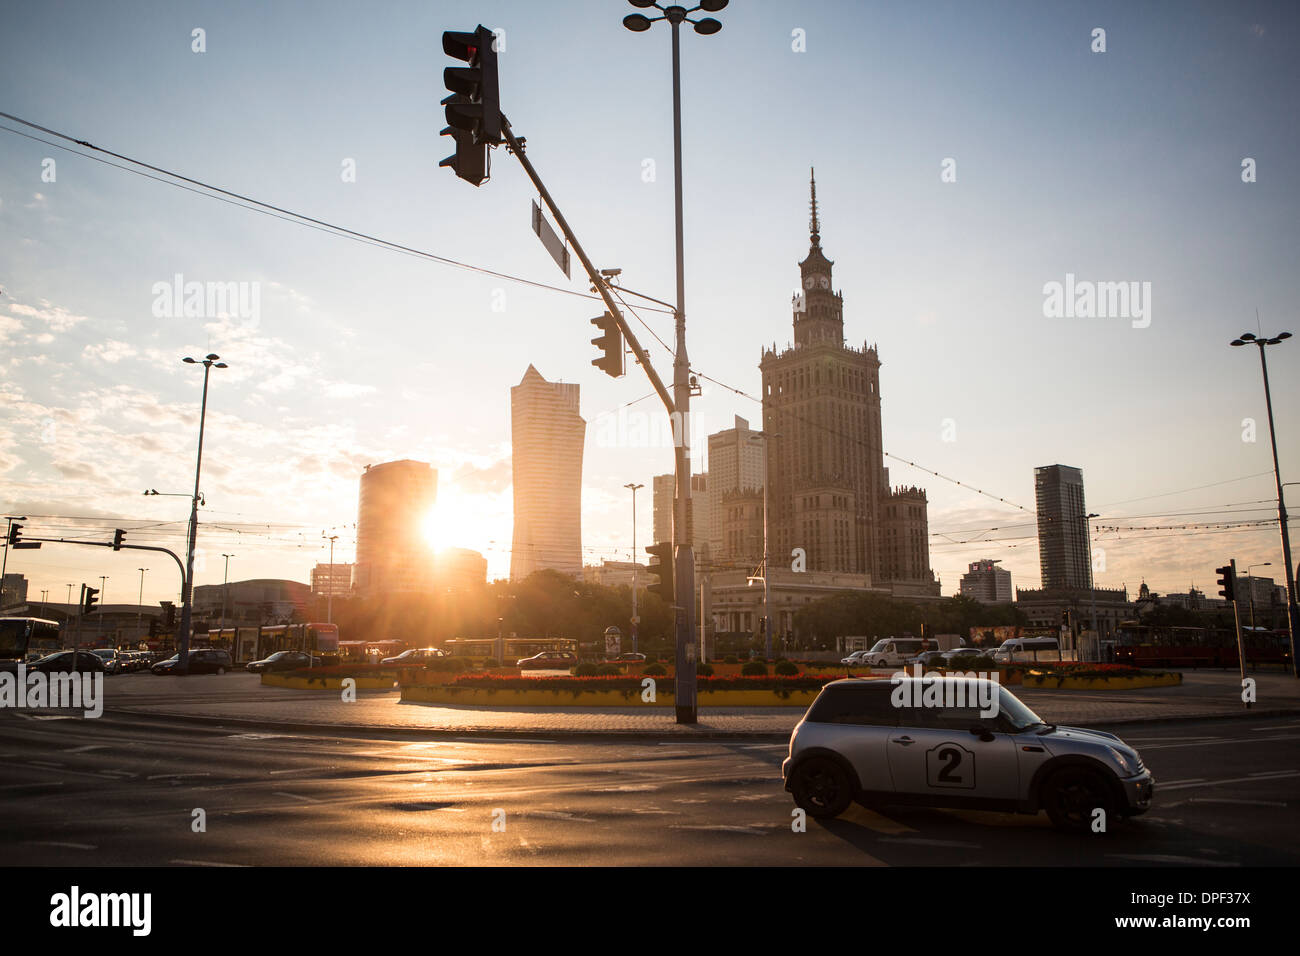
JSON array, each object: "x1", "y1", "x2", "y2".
[
  {"x1": 263, "y1": 669, "x2": 398, "y2": 690},
  {"x1": 1022, "y1": 664, "x2": 1181, "y2": 690}
]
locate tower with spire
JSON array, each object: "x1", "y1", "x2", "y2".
[{"x1": 756, "y1": 170, "x2": 938, "y2": 595}]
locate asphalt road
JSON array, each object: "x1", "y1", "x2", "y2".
[{"x1": 0, "y1": 712, "x2": 1296, "y2": 866}]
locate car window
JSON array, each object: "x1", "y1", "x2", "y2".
[{"x1": 807, "y1": 685, "x2": 897, "y2": 726}]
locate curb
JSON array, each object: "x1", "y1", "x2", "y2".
[{"x1": 102, "y1": 704, "x2": 1300, "y2": 742}]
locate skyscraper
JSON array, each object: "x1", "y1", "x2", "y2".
[
  {"x1": 354, "y1": 460, "x2": 437, "y2": 597},
  {"x1": 707, "y1": 415, "x2": 765, "y2": 564},
  {"x1": 760, "y1": 171, "x2": 936, "y2": 592},
  {"x1": 1035, "y1": 464, "x2": 1091, "y2": 589},
  {"x1": 960, "y1": 559, "x2": 1013, "y2": 604},
  {"x1": 510, "y1": 365, "x2": 585, "y2": 580}
]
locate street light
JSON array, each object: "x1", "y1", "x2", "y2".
[
  {"x1": 1230, "y1": 330, "x2": 1297, "y2": 676},
  {"x1": 178, "y1": 353, "x2": 227, "y2": 668},
  {"x1": 749, "y1": 431, "x2": 779, "y2": 659},
  {"x1": 1246, "y1": 562, "x2": 1273, "y2": 631},
  {"x1": 136, "y1": 568, "x2": 148, "y2": 638},
  {"x1": 624, "y1": 483, "x2": 644, "y2": 653},
  {"x1": 220, "y1": 554, "x2": 234, "y2": 631},
  {"x1": 1084, "y1": 513, "x2": 1099, "y2": 660},
  {"x1": 623, "y1": 0, "x2": 726, "y2": 724},
  {"x1": 322, "y1": 534, "x2": 338, "y2": 625}
]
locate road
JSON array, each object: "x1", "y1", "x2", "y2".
[{"x1": 0, "y1": 712, "x2": 1296, "y2": 865}]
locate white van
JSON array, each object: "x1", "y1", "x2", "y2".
[
  {"x1": 992, "y1": 636, "x2": 1061, "y2": 663},
  {"x1": 862, "y1": 638, "x2": 926, "y2": 668}
]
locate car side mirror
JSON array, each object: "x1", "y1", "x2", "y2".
[{"x1": 968, "y1": 725, "x2": 995, "y2": 742}]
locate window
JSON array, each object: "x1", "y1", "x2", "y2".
[{"x1": 807, "y1": 685, "x2": 897, "y2": 726}]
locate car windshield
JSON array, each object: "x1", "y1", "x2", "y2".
[
  {"x1": 91, "y1": 650, "x2": 113, "y2": 658},
  {"x1": 868, "y1": 640, "x2": 889, "y2": 652},
  {"x1": 998, "y1": 686, "x2": 1048, "y2": 731}
]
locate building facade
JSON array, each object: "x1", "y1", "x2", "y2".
[
  {"x1": 706, "y1": 415, "x2": 765, "y2": 565},
  {"x1": 436, "y1": 548, "x2": 488, "y2": 591},
  {"x1": 354, "y1": 460, "x2": 438, "y2": 597},
  {"x1": 1035, "y1": 464, "x2": 1091, "y2": 590},
  {"x1": 759, "y1": 171, "x2": 936, "y2": 594},
  {"x1": 1, "y1": 573, "x2": 28, "y2": 609},
  {"x1": 310, "y1": 562, "x2": 353, "y2": 598},
  {"x1": 510, "y1": 365, "x2": 585, "y2": 581},
  {"x1": 960, "y1": 559, "x2": 1013, "y2": 604}
]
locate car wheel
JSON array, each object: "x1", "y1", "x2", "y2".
[
  {"x1": 789, "y1": 756, "x2": 853, "y2": 819},
  {"x1": 1043, "y1": 767, "x2": 1115, "y2": 831},
  {"x1": 216, "y1": 666, "x2": 226, "y2": 675}
]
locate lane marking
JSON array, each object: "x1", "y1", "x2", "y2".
[
  {"x1": 169, "y1": 859, "x2": 248, "y2": 867},
  {"x1": 24, "y1": 841, "x2": 95, "y2": 850},
  {"x1": 146, "y1": 772, "x2": 212, "y2": 781},
  {"x1": 272, "y1": 790, "x2": 323, "y2": 803},
  {"x1": 839, "y1": 804, "x2": 917, "y2": 835},
  {"x1": 1188, "y1": 798, "x2": 1287, "y2": 807},
  {"x1": 1159, "y1": 771, "x2": 1300, "y2": 792},
  {"x1": 63, "y1": 745, "x2": 108, "y2": 753}
]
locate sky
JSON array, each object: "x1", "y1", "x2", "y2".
[{"x1": 1, "y1": 0, "x2": 1298, "y2": 608}]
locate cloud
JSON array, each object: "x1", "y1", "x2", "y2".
[
  {"x1": 0, "y1": 314, "x2": 21, "y2": 344},
  {"x1": 83, "y1": 340, "x2": 136, "y2": 363},
  {"x1": 323, "y1": 381, "x2": 378, "y2": 399},
  {"x1": 448, "y1": 458, "x2": 512, "y2": 495},
  {"x1": 9, "y1": 299, "x2": 89, "y2": 332}
]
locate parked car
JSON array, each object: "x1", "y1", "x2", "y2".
[
  {"x1": 991, "y1": 637, "x2": 1061, "y2": 663},
  {"x1": 245, "y1": 650, "x2": 318, "y2": 673},
  {"x1": 782, "y1": 677, "x2": 1153, "y2": 830},
  {"x1": 612, "y1": 652, "x2": 647, "y2": 662},
  {"x1": 28, "y1": 651, "x2": 108, "y2": 674},
  {"x1": 380, "y1": 647, "x2": 446, "y2": 666},
  {"x1": 517, "y1": 651, "x2": 578, "y2": 670},
  {"x1": 941, "y1": 645, "x2": 983, "y2": 662},
  {"x1": 152, "y1": 648, "x2": 234, "y2": 675},
  {"x1": 840, "y1": 650, "x2": 870, "y2": 666}
]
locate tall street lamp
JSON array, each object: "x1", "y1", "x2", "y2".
[
  {"x1": 179, "y1": 353, "x2": 227, "y2": 668},
  {"x1": 323, "y1": 534, "x2": 338, "y2": 625},
  {"x1": 220, "y1": 554, "x2": 235, "y2": 631},
  {"x1": 623, "y1": 0, "x2": 727, "y2": 724},
  {"x1": 1230, "y1": 331, "x2": 1297, "y2": 676},
  {"x1": 1085, "y1": 512, "x2": 1099, "y2": 660},
  {"x1": 624, "y1": 483, "x2": 644, "y2": 653},
  {"x1": 1246, "y1": 562, "x2": 1272, "y2": 631},
  {"x1": 748, "y1": 431, "x2": 778, "y2": 658},
  {"x1": 136, "y1": 568, "x2": 149, "y2": 638}
]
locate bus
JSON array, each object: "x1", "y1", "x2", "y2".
[
  {"x1": 442, "y1": 637, "x2": 579, "y2": 663},
  {"x1": 0, "y1": 617, "x2": 62, "y2": 663},
  {"x1": 1113, "y1": 623, "x2": 1291, "y2": 669},
  {"x1": 206, "y1": 623, "x2": 341, "y2": 664}
]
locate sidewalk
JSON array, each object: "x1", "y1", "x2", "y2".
[{"x1": 101, "y1": 669, "x2": 1300, "y2": 740}]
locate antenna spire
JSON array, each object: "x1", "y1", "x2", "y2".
[{"x1": 809, "y1": 167, "x2": 820, "y2": 246}]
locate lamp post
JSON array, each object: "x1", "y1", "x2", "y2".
[
  {"x1": 623, "y1": 0, "x2": 726, "y2": 723},
  {"x1": 220, "y1": 554, "x2": 234, "y2": 631},
  {"x1": 1246, "y1": 562, "x2": 1272, "y2": 631},
  {"x1": 178, "y1": 353, "x2": 227, "y2": 668},
  {"x1": 624, "y1": 483, "x2": 644, "y2": 653},
  {"x1": 1230, "y1": 331, "x2": 1297, "y2": 676},
  {"x1": 1085, "y1": 512, "x2": 1099, "y2": 661},
  {"x1": 322, "y1": 535, "x2": 338, "y2": 624},
  {"x1": 136, "y1": 568, "x2": 148, "y2": 638},
  {"x1": 749, "y1": 431, "x2": 779, "y2": 659}
]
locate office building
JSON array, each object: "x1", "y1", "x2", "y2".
[{"x1": 355, "y1": 460, "x2": 438, "y2": 597}]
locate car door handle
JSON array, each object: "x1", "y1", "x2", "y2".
[{"x1": 891, "y1": 736, "x2": 915, "y2": 746}]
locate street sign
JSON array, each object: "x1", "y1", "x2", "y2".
[{"x1": 531, "y1": 200, "x2": 570, "y2": 277}]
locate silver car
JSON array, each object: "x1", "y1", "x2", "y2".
[{"x1": 782, "y1": 677, "x2": 1154, "y2": 830}]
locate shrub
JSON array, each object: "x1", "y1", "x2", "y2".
[
  {"x1": 696, "y1": 663, "x2": 714, "y2": 677},
  {"x1": 573, "y1": 662, "x2": 600, "y2": 677},
  {"x1": 426, "y1": 656, "x2": 469, "y2": 672},
  {"x1": 723, "y1": 655, "x2": 738, "y2": 664},
  {"x1": 596, "y1": 663, "x2": 621, "y2": 676},
  {"x1": 481, "y1": 658, "x2": 501, "y2": 668},
  {"x1": 644, "y1": 662, "x2": 667, "y2": 676},
  {"x1": 774, "y1": 661, "x2": 798, "y2": 676},
  {"x1": 741, "y1": 661, "x2": 768, "y2": 676}
]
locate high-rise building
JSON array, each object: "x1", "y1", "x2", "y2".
[
  {"x1": 510, "y1": 365, "x2": 585, "y2": 580},
  {"x1": 707, "y1": 415, "x2": 765, "y2": 564},
  {"x1": 310, "y1": 562, "x2": 353, "y2": 598},
  {"x1": 1, "y1": 573, "x2": 28, "y2": 608},
  {"x1": 1035, "y1": 464, "x2": 1091, "y2": 590},
  {"x1": 354, "y1": 460, "x2": 438, "y2": 597},
  {"x1": 437, "y1": 548, "x2": 488, "y2": 591},
  {"x1": 759, "y1": 170, "x2": 936, "y2": 593},
  {"x1": 960, "y1": 559, "x2": 1013, "y2": 604},
  {"x1": 652, "y1": 473, "x2": 674, "y2": 545}
]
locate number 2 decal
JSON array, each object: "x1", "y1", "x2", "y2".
[{"x1": 926, "y1": 743, "x2": 976, "y2": 789}]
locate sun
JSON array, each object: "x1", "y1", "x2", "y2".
[{"x1": 422, "y1": 488, "x2": 499, "y2": 558}]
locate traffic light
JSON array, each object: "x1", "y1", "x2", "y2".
[
  {"x1": 112, "y1": 528, "x2": 126, "y2": 551},
  {"x1": 646, "y1": 542, "x2": 674, "y2": 605},
  {"x1": 1216, "y1": 563, "x2": 1236, "y2": 602},
  {"x1": 161, "y1": 602, "x2": 176, "y2": 628},
  {"x1": 590, "y1": 312, "x2": 625, "y2": 378},
  {"x1": 82, "y1": 586, "x2": 100, "y2": 614},
  {"x1": 440, "y1": 25, "x2": 500, "y2": 186},
  {"x1": 7, "y1": 522, "x2": 40, "y2": 550}
]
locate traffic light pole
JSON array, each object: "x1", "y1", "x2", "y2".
[
  {"x1": 1230, "y1": 560, "x2": 1250, "y2": 708},
  {"x1": 498, "y1": 115, "x2": 697, "y2": 722},
  {"x1": 24, "y1": 536, "x2": 186, "y2": 605}
]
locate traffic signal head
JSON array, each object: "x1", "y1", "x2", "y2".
[
  {"x1": 440, "y1": 25, "x2": 500, "y2": 185},
  {"x1": 162, "y1": 602, "x2": 176, "y2": 628},
  {"x1": 590, "y1": 312, "x2": 625, "y2": 378},
  {"x1": 6, "y1": 522, "x2": 40, "y2": 550},
  {"x1": 1216, "y1": 564, "x2": 1236, "y2": 602},
  {"x1": 83, "y1": 586, "x2": 100, "y2": 614},
  {"x1": 112, "y1": 528, "x2": 126, "y2": 551},
  {"x1": 646, "y1": 542, "x2": 674, "y2": 605}
]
